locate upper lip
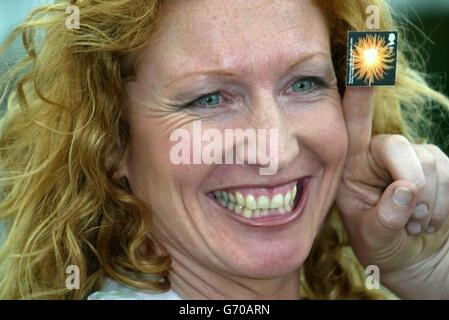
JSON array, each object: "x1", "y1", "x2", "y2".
[{"x1": 208, "y1": 174, "x2": 308, "y2": 192}]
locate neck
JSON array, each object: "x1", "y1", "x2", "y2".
[{"x1": 168, "y1": 252, "x2": 300, "y2": 300}]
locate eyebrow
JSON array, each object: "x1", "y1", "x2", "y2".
[
  {"x1": 163, "y1": 51, "x2": 331, "y2": 89},
  {"x1": 285, "y1": 52, "x2": 331, "y2": 73}
]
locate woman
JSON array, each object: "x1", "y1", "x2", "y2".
[{"x1": 0, "y1": 0, "x2": 448, "y2": 300}]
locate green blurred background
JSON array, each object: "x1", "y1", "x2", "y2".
[
  {"x1": 0, "y1": 0, "x2": 448, "y2": 152},
  {"x1": 392, "y1": 0, "x2": 449, "y2": 153}
]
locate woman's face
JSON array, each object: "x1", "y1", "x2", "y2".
[{"x1": 123, "y1": 0, "x2": 347, "y2": 279}]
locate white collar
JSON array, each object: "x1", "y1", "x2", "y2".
[{"x1": 88, "y1": 278, "x2": 182, "y2": 300}]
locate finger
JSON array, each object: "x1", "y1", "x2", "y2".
[
  {"x1": 342, "y1": 87, "x2": 375, "y2": 157},
  {"x1": 407, "y1": 145, "x2": 437, "y2": 234},
  {"x1": 362, "y1": 180, "x2": 418, "y2": 247},
  {"x1": 370, "y1": 135, "x2": 426, "y2": 190},
  {"x1": 425, "y1": 145, "x2": 449, "y2": 232}
]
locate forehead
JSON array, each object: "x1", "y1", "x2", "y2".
[{"x1": 137, "y1": 0, "x2": 330, "y2": 80}]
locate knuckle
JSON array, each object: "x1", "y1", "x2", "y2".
[
  {"x1": 425, "y1": 144, "x2": 449, "y2": 168},
  {"x1": 423, "y1": 144, "x2": 449, "y2": 188},
  {"x1": 417, "y1": 147, "x2": 436, "y2": 169},
  {"x1": 425, "y1": 144, "x2": 442, "y2": 154},
  {"x1": 385, "y1": 134, "x2": 410, "y2": 150}
]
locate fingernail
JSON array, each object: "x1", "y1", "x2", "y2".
[
  {"x1": 426, "y1": 226, "x2": 436, "y2": 234},
  {"x1": 406, "y1": 221, "x2": 422, "y2": 235},
  {"x1": 412, "y1": 203, "x2": 429, "y2": 220},
  {"x1": 393, "y1": 187, "x2": 412, "y2": 207}
]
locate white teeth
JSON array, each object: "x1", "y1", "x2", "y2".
[
  {"x1": 236, "y1": 192, "x2": 245, "y2": 206},
  {"x1": 234, "y1": 204, "x2": 243, "y2": 214},
  {"x1": 284, "y1": 191, "x2": 291, "y2": 206},
  {"x1": 257, "y1": 196, "x2": 270, "y2": 209},
  {"x1": 270, "y1": 194, "x2": 284, "y2": 209},
  {"x1": 213, "y1": 182, "x2": 300, "y2": 219},
  {"x1": 245, "y1": 194, "x2": 257, "y2": 210},
  {"x1": 243, "y1": 208, "x2": 253, "y2": 219}
]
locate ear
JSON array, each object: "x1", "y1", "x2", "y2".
[
  {"x1": 112, "y1": 158, "x2": 129, "y2": 181},
  {"x1": 106, "y1": 142, "x2": 130, "y2": 181}
]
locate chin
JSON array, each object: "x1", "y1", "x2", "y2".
[{"x1": 229, "y1": 237, "x2": 314, "y2": 279}]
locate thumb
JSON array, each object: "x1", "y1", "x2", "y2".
[{"x1": 361, "y1": 180, "x2": 419, "y2": 248}]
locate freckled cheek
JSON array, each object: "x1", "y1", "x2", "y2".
[
  {"x1": 319, "y1": 114, "x2": 348, "y2": 166},
  {"x1": 146, "y1": 129, "x2": 213, "y2": 189},
  {"x1": 297, "y1": 107, "x2": 348, "y2": 167},
  {"x1": 127, "y1": 129, "x2": 206, "y2": 220}
]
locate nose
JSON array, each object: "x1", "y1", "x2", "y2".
[{"x1": 237, "y1": 92, "x2": 300, "y2": 174}]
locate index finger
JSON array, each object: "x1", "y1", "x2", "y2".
[{"x1": 342, "y1": 87, "x2": 375, "y2": 157}]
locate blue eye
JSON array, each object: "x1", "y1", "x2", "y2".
[
  {"x1": 291, "y1": 79, "x2": 314, "y2": 92},
  {"x1": 183, "y1": 91, "x2": 227, "y2": 111},
  {"x1": 195, "y1": 93, "x2": 220, "y2": 106}
]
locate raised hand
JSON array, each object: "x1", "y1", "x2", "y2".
[{"x1": 336, "y1": 87, "x2": 449, "y2": 299}]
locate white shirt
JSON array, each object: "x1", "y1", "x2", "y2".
[{"x1": 87, "y1": 278, "x2": 182, "y2": 300}]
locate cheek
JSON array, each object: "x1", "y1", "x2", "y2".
[
  {"x1": 126, "y1": 116, "x2": 215, "y2": 211},
  {"x1": 293, "y1": 102, "x2": 348, "y2": 167},
  {"x1": 316, "y1": 112, "x2": 348, "y2": 164}
]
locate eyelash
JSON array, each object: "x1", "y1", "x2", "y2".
[
  {"x1": 184, "y1": 76, "x2": 327, "y2": 110},
  {"x1": 286, "y1": 76, "x2": 328, "y2": 94}
]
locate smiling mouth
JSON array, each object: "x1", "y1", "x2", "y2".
[{"x1": 210, "y1": 179, "x2": 304, "y2": 220}]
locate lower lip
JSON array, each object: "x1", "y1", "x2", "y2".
[{"x1": 207, "y1": 178, "x2": 310, "y2": 227}]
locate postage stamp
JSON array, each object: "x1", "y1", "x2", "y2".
[{"x1": 346, "y1": 31, "x2": 398, "y2": 87}]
